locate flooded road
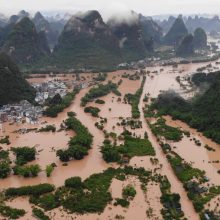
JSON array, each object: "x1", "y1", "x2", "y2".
[
  {"x1": 139, "y1": 76, "x2": 200, "y2": 219},
  {"x1": 142, "y1": 62, "x2": 220, "y2": 186}
]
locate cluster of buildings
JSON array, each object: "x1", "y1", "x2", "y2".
[
  {"x1": 118, "y1": 57, "x2": 180, "y2": 69},
  {"x1": 0, "y1": 80, "x2": 70, "y2": 126},
  {"x1": 0, "y1": 79, "x2": 91, "y2": 126},
  {"x1": 33, "y1": 80, "x2": 68, "y2": 105},
  {"x1": 0, "y1": 100, "x2": 43, "y2": 125},
  {"x1": 0, "y1": 75, "x2": 105, "y2": 128}
]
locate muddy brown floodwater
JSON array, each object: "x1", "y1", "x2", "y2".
[
  {"x1": 139, "y1": 74, "x2": 200, "y2": 219},
  {"x1": 165, "y1": 115, "x2": 220, "y2": 185},
  {"x1": 1, "y1": 61, "x2": 220, "y2": 219},
  {"x1": 0, "y1": 75, "x2": 110, "y2": 189}
]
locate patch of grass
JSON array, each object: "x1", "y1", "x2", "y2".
[
  {"x1": 81, "y1": 82, "x2": 121, "y2": 106},
  {"x1": 149, "y1": 118, "x2": 183, "y2": 141},
  {"x1": 0, "y1": 160, "x2": 11, "y2": 178},
  {"x1": 45, "y1": 164, "x2": 55, "y2": 177},
  {"x1": 119, "y1": 136, "x2": 155, "y2": 158},
  {"x1": 30, "y1": 194, "x2": 59, "y2": 211},
  {"x1": 13, "y1": 164, "x2": 41, "y2": 177},
  {"x1": 101, "y1": 135, "x2": 155, "y2": 163}
]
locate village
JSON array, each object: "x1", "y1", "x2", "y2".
[
  {"x1": 0, "y1": 75, "x2": 96, "y2": 128},
  {"x1": 33, "y1": 79, "x2": 69, "y2": 105},
  {"x1": 0, "y1": 79, "x2": 70, "y2": 125},
  {"x1": 0, "y1": 100, "x2": 43, "y2": 126}
]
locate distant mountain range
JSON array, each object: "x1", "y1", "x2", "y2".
[
  {"x1": 162, "y1": 16, "x2": 208, "y2": 56},
  {"x1": 0, "y1": 10, "x2": 214, "y2": 70},
  {"x1": 0, "y1": 10, "x2": 162, "y2": 70},
  {"x1": 157, "y1": 15, "x2": 220, "y2": 34}
]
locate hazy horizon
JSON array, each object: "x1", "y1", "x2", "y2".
[{"x1": 1, "y1": 0, "x2": 220, "y2": 18}]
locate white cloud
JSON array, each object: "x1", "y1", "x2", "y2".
[{"x1": 0, "y1": 0, "x2": 220, "y2": 16}]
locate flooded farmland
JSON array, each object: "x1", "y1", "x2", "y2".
[{"x1": 1, "y1": 60, "x2": 220, "y2": 219}]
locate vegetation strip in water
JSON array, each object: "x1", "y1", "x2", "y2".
[
  {"x1": 56, "y1": 112, "x2": 93, "y2": 162},
  {"x1": 0, "y1": 204, "x2": 25, "y2": 219},
  {"x1": 29, "y1": 167, "x2": 150, "y2": 214},
  {"x1": 0, "y1": 150, "x2": 9, "y2": 160},
  {"x1": 5, "y1": 183, "x2": 55, "y2": 197},
  {"x1": 32, "y1": 208, "x2": 50, "y2": 220},
  {"x1": 148, "y1": 117, "x2": 183, "y2": 141},
  {"x1": 0, "y1": 160, "x2": 11, "y2": 178},
  {"x1": 43, "y1": 88, "x2": 80, "y2": 118},
  {"x1": 84, "y1": 106, "x2": 101, "y2": 117},
  {"x1": 124, "y1": 76, "x2": 146, "y2": 118},
  {"x1": 145, "y1": 106, "x2": 220, "y2": 218},
  {"x1": 159, "y1": 175, "x2": 184, "y2": 219},
  {"x1": 13, "y1": 164, "x2": 41, "y2": 178},
  {"x1": 38, "y1": 125, "x2": 56, "y2": 132},
  {"x1": 81, "y1": 82, "x2": 121, "y2": 106},
  {"x1": 95, "y1": 99, "x2": 105, "y2": 104}
]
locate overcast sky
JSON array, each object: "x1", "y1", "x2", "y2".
[{"x1": 1, "y1": 0, "x2": 220, "y2": 17}]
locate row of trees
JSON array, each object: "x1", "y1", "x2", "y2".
[
  {"x1": 13, "y1": 164, "x2": 41, "y2": 177},
  {"x1": 5, "y1": 183, "x2": 55, "y2": 197},
  {"x1": 0, "y1": 146, "x2": 55, "y2": 179},
  {"x1": 0, "y1": 204, "x2": 25, "y2": 219},
  {"x1": 124, "y1": 76, "x2": 146, "y2": 118}
]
